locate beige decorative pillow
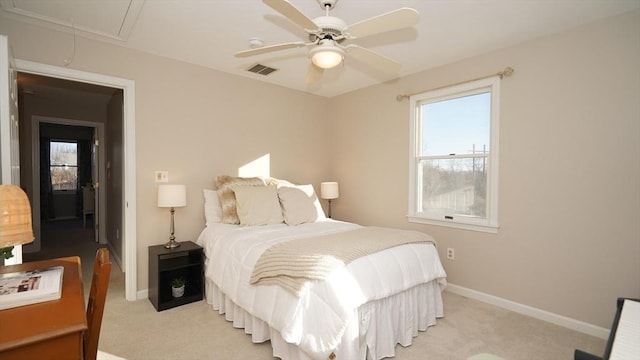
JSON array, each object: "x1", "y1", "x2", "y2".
[
  {"x1": 277, "y1": 184, "x2": 326, "y2": 225},
  {"x1": 264, "y1": 177, "x2": 293, "y2": 187},
  {"x1": 233, "y1": 185, "x2": 284, "y2": 226},
  {"x1": 215, "y1": 175, "x2": 265, "y2": 224}
]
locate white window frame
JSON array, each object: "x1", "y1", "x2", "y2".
[
  {"x1": 408, "y1": 76, "x2": 500, "y2": 233},
  {"x1": 50, "y1": 140, "x2": 79, "y2": 192}
]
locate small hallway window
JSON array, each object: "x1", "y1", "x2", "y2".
[{"x1": 50, "y1": 141, "x2": 78, "y2": 191}]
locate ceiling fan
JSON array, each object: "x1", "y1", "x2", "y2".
[{"x1": 235, "y1": 0, "x2": 420, "y2": 83}]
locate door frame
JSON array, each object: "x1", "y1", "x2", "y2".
[
  {"x1": 16, "y1": 59, "x2": 138, "y2": 301},
  {"x1": 32, "y1": 116, "x2": 106, "y2": 246},
  {"x1": 0, "y1": 35, "x2": 22, "y2": 263}
]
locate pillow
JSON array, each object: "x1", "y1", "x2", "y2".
[
  {"x1": 203, "y1": 189, "x2": 222, "y2": 225},
  {"x1": 233, "y1": 185, "x2": 284, "y2": 226},
  {"x1": 264, "y1": 177, "x2": 293, "y2": 187},
  {"x1": 216, "y1": 175, "x2": 266, "y2": 224},
  {"x1": 277, "y1": 184, "x2": 326, "y2": 225}
]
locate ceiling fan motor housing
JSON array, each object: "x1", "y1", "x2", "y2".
[{"x1": 309, "y1": 16, "x2": 347, "y2": 43}]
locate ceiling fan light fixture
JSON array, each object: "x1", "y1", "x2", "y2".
[{"x1": 310, "y1": 41, "x2": 345, "y2": 69}]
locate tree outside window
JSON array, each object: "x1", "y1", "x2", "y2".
[{"x1": 50, "y1": 141, "x2": 78, "y2": 191}]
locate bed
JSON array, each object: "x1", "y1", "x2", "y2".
[{"x1": 196, "y1": 176, "x2": 447, "y2": 360}]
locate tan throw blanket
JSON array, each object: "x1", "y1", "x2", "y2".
[{"x1": 250, "y1": 226, "x2": 435, "y2": 296}]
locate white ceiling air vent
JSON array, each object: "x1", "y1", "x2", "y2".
[{"x1": 247, "y1": 64, "x2": 278, "y2": 76}]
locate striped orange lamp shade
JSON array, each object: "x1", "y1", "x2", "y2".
[{"x1": 0, "y1": 185, "x2": 35, "y2": 248}]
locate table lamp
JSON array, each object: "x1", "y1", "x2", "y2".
[
  {"x1": 0, "y1": 185, "x2": 35, "y2": 260},
  {"x1": 320, "y1": 182, "x2": 339, "y2": 218},
  {"x1": 157, "y1": 184, "x2": 187, "y2": 249}
]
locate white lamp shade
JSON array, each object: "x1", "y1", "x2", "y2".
[
  {"x1": 320, "y1": 182, "x2": 339, "y2": 200},
  {"x1": 157, "y1": 184, "x2": 187, "y2": 208}
]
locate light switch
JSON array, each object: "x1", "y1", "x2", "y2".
[{"x1": 155, "y1": 171, "x2": 168, "y2": 183}]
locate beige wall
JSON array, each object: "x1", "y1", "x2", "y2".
[
  {"x1": 1, "y1": 15, "x2": 331, "y2": 291},
  {"x1": 2, "y1": 9, "x2": 638, "y2": 330},
  {"x1": 328, "y1": 10, "x2": 640, "y2": 328}
]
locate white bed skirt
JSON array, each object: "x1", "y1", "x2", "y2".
[{"x1": 205, "y1": 278, "x2": 445, "y2": 360}]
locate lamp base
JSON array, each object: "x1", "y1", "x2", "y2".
[
  {"x1": 164, "y1": 239, "x2": 181, "y2": 249},
  {"x1": 164, "y1": 207, "x2": 181, "y2": 249}
]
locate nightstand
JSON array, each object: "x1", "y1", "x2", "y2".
[{"x1": 148, "y1": 241, "x2": 204, "y2": 311}]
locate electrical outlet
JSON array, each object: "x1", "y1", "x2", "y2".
[{"x1": 447, "y1": 248, "x2": 455, "y2": 260}]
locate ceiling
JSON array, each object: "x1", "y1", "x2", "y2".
[{"x1": 2, "y1": 0, "x2": 639, "y2": 98}]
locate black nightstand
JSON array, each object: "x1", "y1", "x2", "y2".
[{"x1": 148, "y1": 241, "x2": 204, "y2": 311}]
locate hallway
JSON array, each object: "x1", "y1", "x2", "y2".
[{"x1": 23, "y1": 219, "x2": 117, "y2": 292}]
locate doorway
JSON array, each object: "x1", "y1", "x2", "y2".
[
  {"x1": 15, "y1": 60, "x2": 138, "y2": 301},
  {"x1": 29, "y1": 119, "x2": 106, "y2": 245},
  {"x1": 19, "y1": 79, "x2": 111, "y2": 289}
]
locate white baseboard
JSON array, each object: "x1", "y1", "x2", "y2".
[
  {"x1": 445, "y1": 283, "x2": 609, "y2": 340},
  {"x1": 106, "y1": 243, "x2": 123, "y2": 272},
  {"x1": 137, "y1": 289, "x2": 148, "y2": 300},
  {"x1": 103, "y1": 242, "x2": 147, "y2": 300}
]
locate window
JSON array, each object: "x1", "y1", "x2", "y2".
[
  {"x1": 50, "y1": 141, "x2": 78, "y2": 191},
  {"x1": 408, "y1": 76, "x2": 500, "y2": 233}
]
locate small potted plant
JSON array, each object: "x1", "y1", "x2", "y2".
[{"x1": 171, "y1": 277, "x2": 185, "y2": 298}]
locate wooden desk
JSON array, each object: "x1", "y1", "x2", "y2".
[{"x1": 0, "y1": 257, "x2": 87, "y2": 360}]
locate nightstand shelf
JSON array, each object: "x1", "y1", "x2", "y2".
[{"x1": 148, "y1": 241, "x2": 204, "y2": 311}]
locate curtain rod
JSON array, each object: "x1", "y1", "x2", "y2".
[{"x1": 396, "y1": 66, "x2": 515, "y2": 101}]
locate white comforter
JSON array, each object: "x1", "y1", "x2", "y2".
[{"x1": 196, "y1": 220, "x2": 447, "y2": 359}]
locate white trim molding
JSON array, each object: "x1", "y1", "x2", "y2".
[
  {"x1": 445, "y1": 283, "x2": 609, "y2": 340},
  {"x1": 137, "y1": 289, "x2": 149, "y2": 300},
  {"x1": 408, "y1": 76, "x2": 500, "y2": 233}
]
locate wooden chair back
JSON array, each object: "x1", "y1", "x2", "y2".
[{"x1": 84, "y1": 248, "x2": 112, "y2": 360}]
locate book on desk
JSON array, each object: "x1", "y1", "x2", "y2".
[{"x1": 0, "y1": 266, "x2": 64, "y2": 310}]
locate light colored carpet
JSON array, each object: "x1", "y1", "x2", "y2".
[
  {"x1": 99, "y1": 268, "x2": 605, "y2": 360},
  {"x1": 26, "y1": 219, "x2": 607, "y2": 359}
]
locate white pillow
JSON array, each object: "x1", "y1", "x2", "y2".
[
  {"x1": 277, "y1": 184, "x2": 326, "y2": 226},
  {"x1": 233, "y1": 185, "x2": 284, "y2": 226},
  {"x1": 203, "y1": 189, "x2": 222, "y2": 225}
]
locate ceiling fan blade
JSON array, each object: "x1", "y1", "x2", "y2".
[
  {"x1": 235, "y1": 42, "x2": 306, "y2": 58},
  {"x1": 347, "y1": 8, "x2": 419, "y2": 39},
  {"x1": 345, "y1": 45, "x2": 402, "y2": 74},
  {"x1": 305, "y1": 63, "x2": 324, "y2": 84},
  {"x1": 263, "y1": 0, "x2": 319, "y2": 31}
]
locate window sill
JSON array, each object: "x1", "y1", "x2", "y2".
[{"x1": 407, "y1": 215, "x2": 499, "y2": 234}]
